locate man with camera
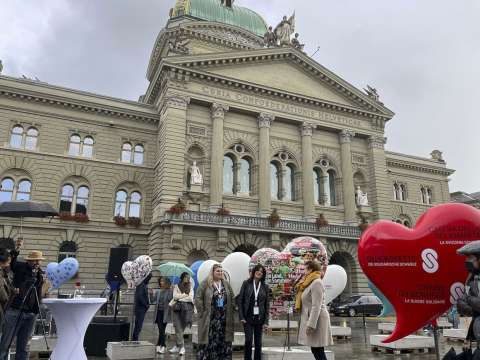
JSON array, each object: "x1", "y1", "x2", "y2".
[{"x1": 0, "y1": 238, "x2": 45, "y2": 360}]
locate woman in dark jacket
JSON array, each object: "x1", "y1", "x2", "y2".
[
  {"x1": 132, "y1": 273, "x2": 152, "y2": 341},
  {"x1": 237, "y1": 264, "x2": 270, "y2": 360},
  {"x1": 154, "y1": 276, "x2": 173, "y2": 354}
]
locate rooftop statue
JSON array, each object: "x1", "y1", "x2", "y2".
[
  {"x1": 263, "y1": 26, "x2": 276, "y2": 48},
  {"x1": 274, "y1": 13, "x2": 295, "y2": 47},
  {"x1": 220, "y1": 0, "x2": 234, "y2": 6},
  {"x1": 364, "y1": 85, "x2": 380, "y2": 102},
  {"x1": 291, "y1": 33, "x2": 305, "y2": 52}
]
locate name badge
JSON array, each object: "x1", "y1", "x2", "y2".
[
  {"x1": 217, "y1": 297, "x2": 224, "y2": 308},
  {"x1": 253, "y1": 306, "x2": 260, "y2": 315}
]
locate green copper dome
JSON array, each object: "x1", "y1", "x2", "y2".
[{"x1": 172, "y1": 0, "x2": 268, "y2": 37}]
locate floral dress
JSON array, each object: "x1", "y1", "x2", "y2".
[{"x1": 196, "y1": 284, "x2": 232, "y2": 360}]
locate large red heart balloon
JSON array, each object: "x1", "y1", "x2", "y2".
[{"x1": 358, "y1": 203, "x2": 480, "y2": 343}]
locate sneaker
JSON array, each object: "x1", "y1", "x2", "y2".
[
  {"x1": 179, "y1": 347, "x2": 185, "y2": 356},
  {"x1": 169, "y1": 346, "x2": 179, "y2": 353},
  {"x1": 156, "y1": 346, "x2": 166, "y2": 354}
]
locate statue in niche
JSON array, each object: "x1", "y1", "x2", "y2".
[
  {"x1": 356, "y1": 186, "x2": 369, "y2": 207},
  {"x1": 189, "y1": 161, "x2": 203, "y2": 185},
  {"x1": 291, "y1": 33, "x2": 304, "y2": 51},
  {"x1": 274, "y1": 13, "x2": 295, "y2": 46}
]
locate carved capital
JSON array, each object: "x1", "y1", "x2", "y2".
[
  {"x1": 211, "y1": 103, "x2": 229, "y2": 119},
  {"x1": 368, "y1": 136, "x2": 387, "y2": 149},
  {"x1": 164, "y1": 93, "x2": 190, "y2": 110},
  {"x1": 339, "y1": 129, "x2": 355, "y2": 144},
  {"x1": 258, "y1": 113, "x2": 275, "y2": 128},
  {"x1": 301, "y1": 122, "x2": 314, "y2": 137}
]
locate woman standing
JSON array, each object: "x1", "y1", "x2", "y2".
[
  {"x1": 237, "y1": 264, "x2": 270, "y2": 360},
  {"x1": 296, "y1": 261, "x2": 333, "y2": 360},
  {"x1": 153, "y1": 276, "x2": 173, "y2": 354},
  {"x1": 169, "y1": 272, "x2": 194, "y2": 356},
  {"x1": 195, "y1": 264, "x2": 235, "y2": 360}
]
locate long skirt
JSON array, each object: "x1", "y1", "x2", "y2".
[{"x1": 196, "y1": 306, "x2": 232, "y2": 360}]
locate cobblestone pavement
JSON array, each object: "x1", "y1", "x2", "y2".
[{"x1": 83, "y1": 314, "x2": 465, "y2": 360}]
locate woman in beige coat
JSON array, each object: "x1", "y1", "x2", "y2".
[{"x1": 296, "y1": 260, "x2": 333, "y2": 360}]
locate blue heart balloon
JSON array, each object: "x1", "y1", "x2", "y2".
[
  {"x1": 46, "y1": 258, "x2": 79, "y2": 290},
  {"x1": 190, "y1": 260, "x2": 204, "y2": 291},
  {"x1": 368, "y1": 280, "x2": 395, "y2": 317}
]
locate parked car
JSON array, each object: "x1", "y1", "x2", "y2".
[{"x1": 330, "y1": 295, "x2": 383, "y2": 317}]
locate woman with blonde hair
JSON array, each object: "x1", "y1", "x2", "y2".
[
  {"x1": 296, "y1": 260, "x2": 333, "y2": 360},
  {"x1": 195, "y1": 264, "x2": 235, "y2": 360}
]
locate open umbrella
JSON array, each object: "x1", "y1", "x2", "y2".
[
  {"x1": 0, "y1": 201, "x2": 58, "y2": 235},
  {"x1": 0, "y1": 201, "x2": 58, "y2": 218},
  {"x1": 157, "y1": 262, "x2": 193, "y2": 284}
]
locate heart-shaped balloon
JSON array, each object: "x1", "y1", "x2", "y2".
[
  {"x1": 197, "y1": 259, "x2": 219, "y2": 285},
  {"x1": 358, "y1": 203, "x2": 480, "y2": 343},
  {"x1": 221, "y1": 252, "x2": 251, "y2": 296},
  {"x1": 46, "y1": 258, "x2": 79, "y2": 290},
  {"x1": 323, "y1": 265, "x2": 347, "y2": 305},
  {"x1": 121, "y1": 255, "x2": 152, "y2": 288},
  {"x1": 121, "y1": 261, "x2": 135, "y2": 289}
]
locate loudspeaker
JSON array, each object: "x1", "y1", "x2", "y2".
[
  {"x1": 107, "y1": 247, "x2": 132, "y2": 283},
  {"x1": 84, "y1": 316, "x2": 130, "y2": 356}
]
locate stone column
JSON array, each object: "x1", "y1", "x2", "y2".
[
  {"x1": 209, "y1": 103, "x2": 229, "y2": 212},
  {"x1": 367, "y1": 136, "x2": 392, "y2": 219},
  {"x1": 258, "y1": 113, "x2": 275, "y2": 216},
  {"x1": 153, "y1": 93, "x2": 190, "y2": 220},
  {"x1": 301, "y1": 122, "x2": 315, "y2": 220},
  {"x1": 339, "y1": 129, "x2": 357, "y2": 223}
]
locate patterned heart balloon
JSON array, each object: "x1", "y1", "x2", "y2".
[
  {"x1": 358, "y1": 203, "x2": 480, "y2": 343},
  {"x1": 46, "y1": 258, "x2": 79, "y2": 290},
  {"x1": 121, "y1": 261, "x2": 135, "y2": 289}
]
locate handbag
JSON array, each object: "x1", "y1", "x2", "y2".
[{"x1": 173, "y1": 302, "x2": 182, "y2": 312}]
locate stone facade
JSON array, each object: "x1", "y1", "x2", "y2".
[{"x1": 0, "y1": 3, "x2": 454, "y2": 294}]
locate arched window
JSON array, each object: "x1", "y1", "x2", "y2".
[
  {"x1": 133, "y1": 145, "x2": 144, "y2": 165},
  {"x1": 58, "y1": 241, "x2": 78, "y2": 262},
  {"x1": 10, "y1": 126, "x2": 24, "y2": 149},
  {"x1": 16, "y1": 180, "x2": 32, "y2": 201},
  {"x1": 59, "y1": 184, "x2": 90, "y2": 215},
  {"x1": 393, "y1": 183, "x2": 399, "y2": 200},
  {"x1": 114, "y1": 190, "x2": 142, "y2": 218},
  {"x1": 427, "y1": 188, "x2": 433, "y2": 204},
  {"x1": 421, "y1": 187, "x2": 433, "y2": 205},
  {"x1": 239, "y1": 158, "x2": 251, "y2": 195},
  {"x1": 400, "y1": 184, "x2": 407, "y2": 201},
  {"x1": 284, "y1": 164, "x2": 295, "y2": 201},
  {"x1": 114, "y1": 190, "x2": 128, "y2": 217},
  {"x1": 9, "y1": 126, "x2": 38, "y2": 150},
  {"x1": 82, "y1": 136, "x2": 94, "y2": 158},
  {"x1": 270, "y1": 162, "x2": 280, "y2": 200},
  {"x1": 327, "y1": 170, "x2": 337, "y2": 206},
  {"x1": 121, "y1": 143, "x2": 132, "y2": 163},
  {"x1": 25, "y1": 128, "x2": 38, "y2": 150},
  {"x1": 129, "y1": 192, "x2": 142, "y2": 218},
  {"x1": 76, "y1": 186, "x2": 89, "y2": 214},
  {"x1": 69, "y1": 134, "x2": 94, "y2": 158},
  {"x1": 0, "y1": 178, "x2": 15, "y2": 202},
  {"x1": 223, "y1": 155, "x2": 234, "y2": 195},
  {"x1": 69, "y1": 134, "x2": 81, "y2": 156},
  {"x1": 0, "y1": 178, "x2": 31, "y2": 202}
]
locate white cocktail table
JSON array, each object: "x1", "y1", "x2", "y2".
[{"x1": 43, "y1": 298, "x2": 106, "y2": 360}]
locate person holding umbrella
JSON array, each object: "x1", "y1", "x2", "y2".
[{"x1": 0, "y1": 238, "x2": 46, "y2": 360}]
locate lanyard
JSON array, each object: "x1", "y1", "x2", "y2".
[
  {"x1": 253, "y1": 281, "x2": 261, "y2": 304},
  {"x1": 214, "y1": 281, "x2": 222, "y2": 294}
]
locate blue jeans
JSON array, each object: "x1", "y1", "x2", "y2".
[{"x1": 0, "y1": 309, "x2": 37, "y2": 360}]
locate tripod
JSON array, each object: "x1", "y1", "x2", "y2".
[{"x1": 4, "y1": 278, "x2": 49, "y2": 359}]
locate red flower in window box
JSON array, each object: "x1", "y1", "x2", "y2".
[
  {"x1": 316, "y1": 213, "x2": 329, "y2": 228},
  {"x1": 127, "y1": 217, "x2": 141, "y2": 227},
  {"x1": 217, "y1": 207, "x2": 231, "y2": 216},
  {"x1": 74, "y1": 213, "x2": 89, "y2": 223},
  {"x1": 114, "y1": 216, "x2": 127, "y2": 226},
  {"x1": 168, "y1": 199, "x2": 186, "y2": 215},
  {"x1": 59, "y1": 212, "x2": 74, "y2": 221}
]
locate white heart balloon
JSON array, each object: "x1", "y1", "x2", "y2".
[
  {"x1": 197, "y1": 259, "x2": 219, "y2": 285},
  {"x1": 323, "y1": 264, "x2": 348, "y2": 305},
  {"x1": 221, "y1": 252, "x2": 251, "y2": 296},
  {"x1": 121, "y1": 261, "x2": 135, "y2": 289},
  {"x1": 121, "y1": 255, "x2": 153, "y2": 289}
]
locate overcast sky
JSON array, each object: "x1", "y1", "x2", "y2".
[{"x1": 1, "y1": 0, "x2": 478, "y2": 193}]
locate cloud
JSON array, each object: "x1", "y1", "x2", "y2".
[{"x1": 1, "y1": 0, "x2": 477, "y2": 192}]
